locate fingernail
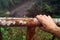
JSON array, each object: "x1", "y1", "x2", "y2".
[
  {"x1": 36, "y1": 15, "x2": 39, "y2": 17},
  {"x1": 48, "y1": 15, "x2": 50, "y2": 17},
  {"x1": 39, "y1": 14, "x2": 42, "y2": 16},
  {"x1": 43, "y1": 15, "x2": 46, "y2": 16}
]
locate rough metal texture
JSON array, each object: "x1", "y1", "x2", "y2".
[
  {"x1": 0, "y1": 17, "x2": 60, "y2": 40},
  {"x1": 0, "y1": 17, "x2": 60, "y2": 27}
]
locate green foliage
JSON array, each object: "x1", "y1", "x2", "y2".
[
  {"x1": 1, "y1": 27, "x2": 26, "y2": 40},
  {"x1": 0, "y1": 0, "x2": 12, "y2": 9},
  {"x1": 0, "y1": 0, "x2": 60, "y2": 40},
  {"x1": 0, "y1": 0, "x2": 25, "y2": 17},
  {"x1": 1, "y1": 27, "x2": 60, "y2": 40},
  {"x1": 35, "y1": 0, "x2": 60, "y2": 16},
  {"x1": 0, "y1": 0, "x2": 26, "y2": 9},
  {"x1": 0, "y1": 9, "x2": 9, "y2": 17}
]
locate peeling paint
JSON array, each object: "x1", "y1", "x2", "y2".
[
  {"x1": 1, "y1": 20, "x2": 7, "y2": 25},
  {"x1": 7, "y1": 21, "x2": 13, "y2": 26},
  {"x1": 34, "y1": 18, "x2": 38, "y2": 22},
  {"x1": 12, "y1": 21, "x2": 16, "y2": 25}
]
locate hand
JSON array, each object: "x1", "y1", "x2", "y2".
[{"x1": 36, "y1": 15, "x2": 58, "y2": 33}]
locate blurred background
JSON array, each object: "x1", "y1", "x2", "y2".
[{"x1": 0, "y1": 0, "x2": 60, "y2": 40}]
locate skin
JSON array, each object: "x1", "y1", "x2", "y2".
[{"x1": 36, "y1": 15, "x2": 60, "y2": 38}]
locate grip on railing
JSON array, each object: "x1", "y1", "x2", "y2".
[{"x1": 0, "y1": 17, "x2": 60, "y2": 27}]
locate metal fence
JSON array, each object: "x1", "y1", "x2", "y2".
[{"x1": 0, "y1": 17, "x2": 60, "y2": 40}]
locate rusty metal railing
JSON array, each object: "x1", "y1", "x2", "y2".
[{"x1": 0, "y1": 17, "x2": 60, "y2": 40}]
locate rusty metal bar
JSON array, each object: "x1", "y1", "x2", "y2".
[
  {"x1": 0, "y1": 17, "x2": 60, "y2": 40},
  {"x1": 0, "y1": 17, "x2": 60, "y2": 27},
  {"x1": 27, "y1": 26, "x2": 36, "y2": 40},
  {"x1": 0, "y1": 28, "x2": 2, "y2": 40}
]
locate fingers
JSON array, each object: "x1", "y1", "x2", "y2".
[
  {"x1": 36, "y1": 15, "x2": 48, "y2": 24},
  {"x1": 43, "y1": 15, "x2": 48, "y2": 20},
  {"x1": 36, "y1": 15, "x2": 58, "y2": 33},
  {"x1": 36, "y1": 15, "x2": 49, "y2": 20},
  {"x1": 36, "y1": 15, "x2": 43, "y2": 23},
  {"x1": 48, "y1": 15, "x2": 54, "y2": 22}
]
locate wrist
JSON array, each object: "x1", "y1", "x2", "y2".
[{"x1": 50, "y1": 26, "x2": 60, "y2": 37}]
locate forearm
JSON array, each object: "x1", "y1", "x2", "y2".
[
  {"x1": 50, "y1": 27, "x2": 60, "y2": 38},
  {"x1": 36, "y1": 15, "x2": 60, "y2": 38}
]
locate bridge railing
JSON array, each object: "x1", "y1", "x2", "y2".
[{"x1": 0, "y1": 17, "x2": 60, "y2": 40}]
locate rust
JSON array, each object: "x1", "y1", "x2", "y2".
[
  {"x1": 27, "y1": 26, "x2": 36, "y2": 40},
  {"x1": 0, "y1": 29, "x2": 2, "y2": 40},
  {"x1": 0, "y1": 17, "x2": 60, "y2": 40},
  {"x1": 0, "y1": 18, "x2": 59, "y2": 27}
]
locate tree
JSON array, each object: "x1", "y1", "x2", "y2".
[
  {"x1": 27, "y1": 0, "x2": 60, "y2": 17},
  {"x1": 0, "y1": 0, "x2": 31, "y2": 10},
  {"x1": 36, "y1": 0, "x2": 60, "y2": 16}
]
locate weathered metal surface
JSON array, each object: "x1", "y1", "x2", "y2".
[
  {"x1": 0, "y1": 18, "x2": 39, "y2": 27},
  {"x1": 0, "y1": 17, "x2": 60, "y2": 27},
  {"x1": 27, "y1": 26, "x2": 36, "y2": 40},
  {"x1": 0, "y1": 17, "x2": 60, "y2": 40}
]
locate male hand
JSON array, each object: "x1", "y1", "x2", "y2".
[{"x1": 36, "y1": 15, "x2": 58, "y2": 33}]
